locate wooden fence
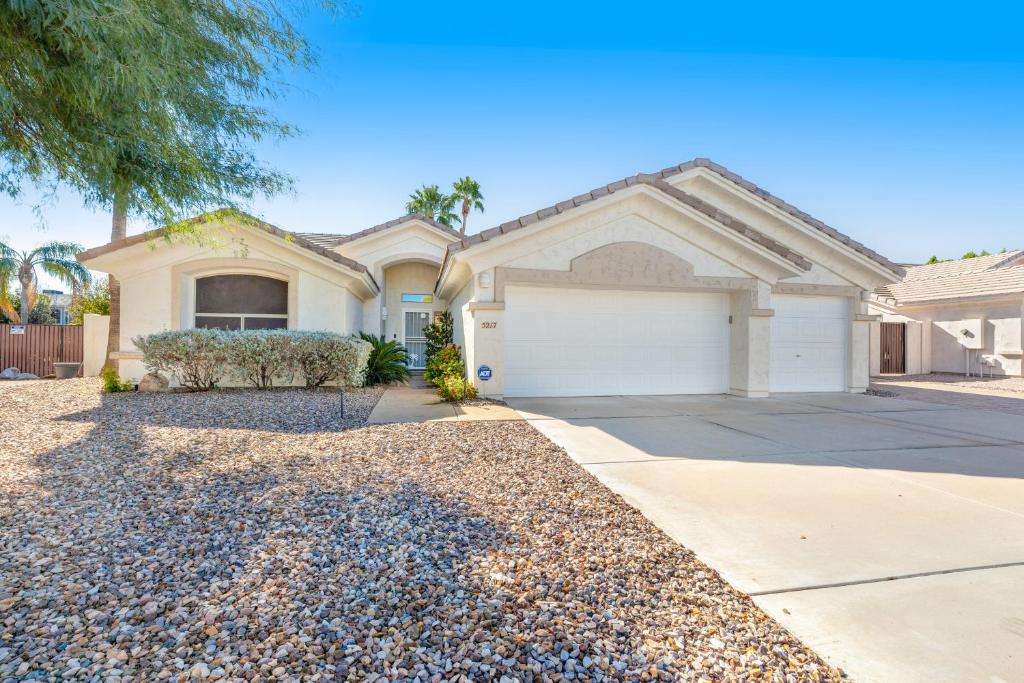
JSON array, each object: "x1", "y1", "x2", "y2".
[
  {"x1": 879, "y1": 321, "x2": 906, "y2": 375},
  {"x1": 0, "y1": 324, "x2": 84, "y2": 377}
]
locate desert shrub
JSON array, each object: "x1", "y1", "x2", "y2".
[
  {"x1": 100, "y1": 366, "x2": 134, "y2": 393},
  {"x1": 225, "y1": 329, "x2": 298, "y2": 389},
  {"x1": 424, "y1": 342, "x2": 478, "y2": 402},
  {"x1": 423, "y1": 310, "x2": 453, "y2": 365},
  {"x1": 436, "y1": 375, "x2": 478, "y2": 401},
  {"x1": 424, "y1": 343, "x2": 463, "y2": 385},
  {"x1": 358, "y1": 332, "x2": 410, "y2": 385},
  {"x1": 134, "y1": 329, "x2": 228, "y2": 391},
  {"x1": 295, "y1": 332, "x2": 371, "y2": 387}
]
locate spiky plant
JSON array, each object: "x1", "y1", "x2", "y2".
[{"x1": 358, "y1": 332, "x2": 411, "y2": 385}]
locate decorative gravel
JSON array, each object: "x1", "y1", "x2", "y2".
[{"x1": 1, "y1": 379, "x2": 843, "y2": 682}]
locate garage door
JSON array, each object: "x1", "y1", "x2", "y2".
[
  {"x1": 770, "y1": 294, "x2": 848, "y2": 392},
  {"x1": 504, "y1": 286, "x2": 730, "y2": 397}
]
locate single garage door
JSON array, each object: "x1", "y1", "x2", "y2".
[
  {"x1": 504, "y1": 286, "x2": 730, "y2": 397},
  {"x1": 770, "y1": 294, "x2": 848, "y2": 392}
]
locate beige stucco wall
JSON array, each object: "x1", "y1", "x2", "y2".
[
  {"x1": 82, "y1": 314, "x2": 110, "y2": 377},
  {"x1": 94, "y1": 236, "x2": 368, "y2": 382},
  {"x1": 871, "y1": 299, "x2": 1024, "y2": 376}
]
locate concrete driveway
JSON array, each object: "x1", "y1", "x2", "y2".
[{"x1": 508, "y1": 392, "x2": 1024, "y2": 683}]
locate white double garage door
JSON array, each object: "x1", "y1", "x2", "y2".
[{"x1": 503, "y1": 286, "x2": 848, "y2": 397}]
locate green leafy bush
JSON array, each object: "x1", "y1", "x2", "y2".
[
  {"x1": 100, "y1": 366, "x2": 134, "y2": 393},
  {"x1": 134, "y1": 329, "x2": 229, "y2": 391},
  {"x1": 424, "y1": 342, "x2": 478, "y2": 402},
  {"x1": 295, "y1": 332, "x2": 371, "y2": 388},
  {"x1": 358, "y1": 332, "x2": 410, "y2": 385},
  {"x1": 225, "y1": 329, "x2": 297, "y2": 388},
  {"x1": 424, "y1": 344, "x2": 463, "y2": 385},
  {"x1": 423, "y1": 310, "x2": 453, "y2": 365},
  {"x1": 436, "y1": 375, "x2": 478, "y2": 401}
]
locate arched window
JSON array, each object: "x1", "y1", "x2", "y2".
[{"x1": 194, "y1": 274, "x2": 288, "y2": 330}]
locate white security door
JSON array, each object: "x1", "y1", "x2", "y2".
[
  {"x1": 504, "y1": 286, "x2": 730, "y2": 397},
  {"x1": 770, "y1": 294, "x2": 848, "y2": 392},
  {"x1": 403, "y1": 310, "x2": 431, "y2": 369}
]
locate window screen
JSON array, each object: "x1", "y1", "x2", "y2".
[{"x1": 194, "y1": 275, "x2": 288, "y2": 330}]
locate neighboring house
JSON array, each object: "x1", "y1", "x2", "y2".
[
  {"x1": 77, "y1": 158, "x2": 903, "y2": 397},
  {"x1": 869, "y1": 251, "x2": 1024, "y2": 377},
  {"x1": 41, "y1": 289, "x2": 73, "y2": 324}
]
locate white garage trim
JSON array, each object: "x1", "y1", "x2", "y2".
[
  {"x1": 770, "y1": 294, "x2": 849, "y2": 392},
  {"x1": 504, "y1": 286, "x2": 731, "y2": 397}
]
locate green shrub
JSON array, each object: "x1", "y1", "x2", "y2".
[
  {"x1": 295, "y1": 332, "x2": 371, "y2": 387},
  {"x1": 424, "y1": 343, "x2": 463, "y2": 386},
  {"x1": 423, "y1": 310, "x2": 453, "y2": 365},
  {"x1": 436, "y1": 375, "x2": 478, "y2": 401},
  {"x1": 134, "y1": 329, "x2": 228, "y2": 391},
  {"x1": 225, "y1": 329, "x2": 297, "y2": 389},
  {"x1": 100, "y1": 366, "x2": 134, "y2": 393},
  {"x1": 358, "y1": 332, "x2": 410, "y2": 385}
]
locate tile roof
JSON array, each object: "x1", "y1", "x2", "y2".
[
  {"x1": 900, "y1": 250, "x2": 1024, "y2": 282},
  {"x1": 295, "y1": 214, "x2": 462, "y2": 249},
  {"x1": 445, "y1": 158, "x2": 902, "y2": 277},
  {"x1": 76, "y1": 209, "x2": 379, "y2": 289},
  {"x1": 446, "y1": 172, "x2": 813, "y2": 271},
  {"x1": 878, "y1": 267, "x2": 1024, "y2": 304}
]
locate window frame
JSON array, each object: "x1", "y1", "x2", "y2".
[{"x1": 191, "y1": 273, "x2": 291, "y2": 331}]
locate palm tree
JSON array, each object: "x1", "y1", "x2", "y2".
[
  {"x1": 405, "y1": 185, "x2": 459, "y2": 226},
  {"x1": 0, "y1": 241, "x2": 92, "y2": 322},
  {"x1": 451, "y1": 177, "x2": 484, "y2": 235}
]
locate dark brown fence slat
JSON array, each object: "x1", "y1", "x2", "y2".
[
  {"x1": 0, "y1": 324, "x2": 84, "y2": 377},
  {"x1": 880, "y1": 322, "x2": 906, "y2": 374}
]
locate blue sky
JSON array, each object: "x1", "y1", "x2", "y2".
[{"x1": 3, "y1": 0, "x2": 1024, "y2": 284}]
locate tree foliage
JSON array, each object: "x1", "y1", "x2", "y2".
[
  {"x1": 406, "y1": 184, "x2": 459, "y2": 226},
  {"x1": 0, "y1": 0, "x2": 322, "y2": 226},
  {"x1": 423, "y1": 311, "x2": 454, "y2": 365},
  {"x1": 451, "y1": 176, "x2": 484, "y2": 234},
  {"x1": 0, "y1": 240, "x2": 91, "y2": 321},
  {"x1": 69, "y1": 280, "x2": 111, "y2": 324}
]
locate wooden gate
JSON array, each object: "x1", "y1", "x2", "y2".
[
  {"x1": 880, "y1": 322, "x2": 906, "y2": 374},
  {"x1": 0, "y1": 324, "x2": 84, "y2": 377}
]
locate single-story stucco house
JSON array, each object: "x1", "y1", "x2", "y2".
[
  {"x1": 78, "y1": 158, "x2": 904, "y2": 398},
  {"x1": 869, "y1": 251, "x2": 1024, "y2": 377}
]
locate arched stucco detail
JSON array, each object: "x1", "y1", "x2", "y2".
[
  {"x1": 171, "y1": 257, "x2": 299, "y2": 330},
  {"x1": 493, "y1": 241, "x2": 756, "y2": 302}
]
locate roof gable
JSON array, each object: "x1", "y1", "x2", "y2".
[
  {"x1": 77, "y1": 208, "x2": 378, "y2": 291},
  {"x1": 295, "y1": 214, "x2": 462, "y2": 250},
  {"x1": 443, "y1": 158, "x2": 901, "y2": 280}
]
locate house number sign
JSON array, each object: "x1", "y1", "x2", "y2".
[{"x1": 480, "y1": 321, "x2": 497, "y2": 329}]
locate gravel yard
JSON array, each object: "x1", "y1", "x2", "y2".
[{"x1": 1, "y1": 379, "x2": 842, "y2": 682}]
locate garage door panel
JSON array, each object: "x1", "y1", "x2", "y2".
[
  {"x1": 504, "y1": 287, "x2": 730, "y2": 397},
  {"x1": 770, "y1": 295, "x2": 848, "y2": 393}
]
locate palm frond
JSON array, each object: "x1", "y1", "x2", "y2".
[
  {"x1": 41, "y1": 258, "x2": 92, "y2": 289},
  {"x1": 32, "y1": 241, "x2": 86, "y2": 263}
]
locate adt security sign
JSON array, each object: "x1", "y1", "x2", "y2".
[{"x1": 476, "y1": 365, "x2": 493, "y2": 382}]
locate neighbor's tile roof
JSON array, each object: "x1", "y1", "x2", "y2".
[
  {"x1": 875, "y1": 251, "x2": 1024, "y2": 304},
  {"x1": 900, "y1": 250, "x2": 1024, "y2": 281},
  {"x1": 295, "y1": 214, "x2": 462, "y2": 249},
  {"x1": 445, "y1": 158, "x2": 902, "y2": 277}
]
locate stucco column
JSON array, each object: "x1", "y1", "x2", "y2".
[
  {"x1": 467, "y1": 302, "x2": 504, "y2": 398},
  {"x1": 729, "y1": 286, "x2": 772, "y2": 398},
  {"x1": 850, "y1": 294, "x2": 876, "y2": 392}
]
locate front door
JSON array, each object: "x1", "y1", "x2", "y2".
[{"x1": 403, "y1": 310, "x2": 431, "y2": 369}]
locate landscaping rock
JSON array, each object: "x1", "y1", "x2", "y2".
[
  {"x1": 0, "y1": 378, "x2": 843, "y2": 682},
  {"x1": 14, "y1": 372, "x2": 38, "y2": 380},
  {"x1": 138, "y1": 371, "x2": 169, "y2": 392},
  {"x1": 0, "y1": 366, "x2": 19, "y2": 380}
]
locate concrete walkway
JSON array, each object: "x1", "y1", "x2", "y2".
[
  {"x1": 509, "y1": 392, "x2": 1024, "y2": 683},
  {"x1": 874, "y1": 375, "x2": 1024, "y2": 415},
  {"x1": 368, "y1": 377, "x2": 522, "y2": 424}
]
